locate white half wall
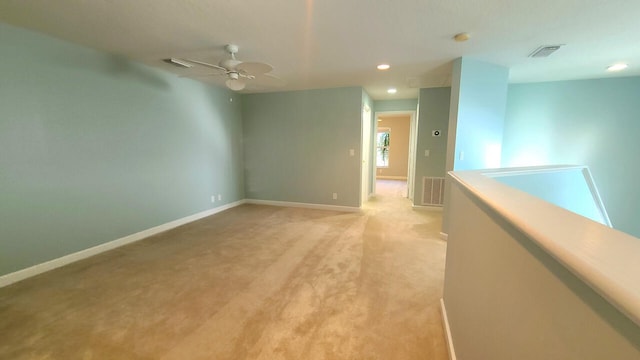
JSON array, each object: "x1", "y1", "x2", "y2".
[{"x1": 442, "y1": 168, "x2": 640, "y2": 359}]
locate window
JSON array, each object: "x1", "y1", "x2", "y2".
[{"x1": 376, "y1": 128, "x2": 390, "y2": 167}]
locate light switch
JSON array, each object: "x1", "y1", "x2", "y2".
[
  {"x1": 424, "y1": 149, "x2": 430, "y2": 157},
  {"x1": 349, "y1": 149, "x2": 355, "y2": 156}
]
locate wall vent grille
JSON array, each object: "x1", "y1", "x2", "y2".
[{"x1": 422, "y1": 177, "x2": 445, "y2": 206}]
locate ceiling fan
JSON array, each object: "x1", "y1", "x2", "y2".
[{"x1": 171, "y1": 44, "x2": 283, "y2": 91}]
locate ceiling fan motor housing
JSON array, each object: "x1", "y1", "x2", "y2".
[
  {"x1": 225, "y1": 44, "x2": 239, "y2": 54},
  {"x1": 220, "y1": 44, "x2": 241, "y2": 69},
  {"x1": 220, "y1": 58, "x2": 241, "y2": 70}
]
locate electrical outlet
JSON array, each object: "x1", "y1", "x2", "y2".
[
  {"x1": 425, "y1": 149, "x2": 430, "y2": 157},
  {"x1": 210, "y1": 196, "x2": 216, "y2": 203},
  {"x1": 332, "y1": 193, "x2": 338, "y2": 200},
  {"x1": 218, "y1": 194, "x2": 222, "y2": 201}
]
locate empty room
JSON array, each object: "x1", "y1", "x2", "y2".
[{"x1": 1, "y1": 1, "x2": 640, "y2": 359}]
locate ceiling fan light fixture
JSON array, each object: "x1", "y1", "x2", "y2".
[{"x1": 226, "y1": 78, "x2": 246, "y2": 91}]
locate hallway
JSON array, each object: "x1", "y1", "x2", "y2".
[
  {"x1": 371, "y1": 179, "x2": 409, "y2": 199},
  {"x1": 0, "y1": 187, "x2": 447, "y2": 359}
]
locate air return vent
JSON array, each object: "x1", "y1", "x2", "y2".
[
  {"x1": 422, "y1": 177, "x2": 445, "y2": 206},
  {"x1": 529, "y1": 45, "x2": 563, "y2": 58}
]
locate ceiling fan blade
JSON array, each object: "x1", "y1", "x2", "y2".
[
  {"x1": 236, "y1": 61, "x2": 273, "y2": 75},
  {"x1": 182, "y1": 58, "x2": 227, "y2": 72},
  {"x1": 180, "y1": 73, "x2": 226, "y2": 78},
  {"x1": 251, "y1": 73, "x2": 285, "y2": 87},
  {"x1": 238, "y1": 73, "x2": 255, "y2": 80}
]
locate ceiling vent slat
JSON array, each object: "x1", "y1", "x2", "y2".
[{"x1": 529, "y1": 45, "x2": 563, "y2": 58}]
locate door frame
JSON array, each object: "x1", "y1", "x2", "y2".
[
  {"x1": 361, "y1": 104, "x2": 372, "y2": 206},
  {"x1": 372, "y1": 110, "x2": 417, "y2": 200}
]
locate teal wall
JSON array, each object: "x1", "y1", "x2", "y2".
[
  {"x1": 493, "y1": 169, "x2": 609, "y2": 226},
  {"x1": 503, "y1": 77, "x2": 640, "y2": 238},
  {"x1": 445, "y1": 58, "x2": 462, "y2": 173},
  {"x1": 0, "y1": 23, "x2": 245, "y2": 275},
  {"x1": 242, "y1": 87, "x2": 362, "y2": 207},
  {"x1": 443, "y1": 57, "x2": 509, "y2": 233},
  {"x1": 448, "y1": 58, "x2": 509, "y2": 171},
  {"x1": 414, "y1": 87, "x2": 451, "y2": 204}
]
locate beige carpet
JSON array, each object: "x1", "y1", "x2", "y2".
[{"x1": 0, "y1": 180, "x2": 448, "y2": 359}]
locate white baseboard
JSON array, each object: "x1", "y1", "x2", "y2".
[
  {"x1": 245, "y1": 199, "x2": 360, "y2": 213},
  {"x1": 376, "y1": 176, "x2": 407, "y2": 180},
  {"x1": 0, "y1": 200, "x2": 246, "y2": 288},
  {"x1": 440, "y1": 298, "x2": 457, "y2": 360},
  {"x1": 440, "y1": 232, "x2": 449, "y2": 241},
  {"x1": 412, "y1": 205, "x2": 443, "y2": 212}
]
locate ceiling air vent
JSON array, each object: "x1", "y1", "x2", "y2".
[{"x1": 529, "y1": 45, "x2": 563, "y2": 58}]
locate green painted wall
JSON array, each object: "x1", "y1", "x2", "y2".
[
  {"x1": 373, "y1": 99, "x2": 418, "y2": 113},
  {"x1": 414, "y1": 87, "x2": 451, "y2": 204},
  {"x1": 0, "y1": 23, "x2": 244, "y2": 275},
  {"x1": 503, "y1": 77, "x2": 640, "y2": 238},
  {"x1": 242, "y1": 88, "x2": 362, "y2": 207}
]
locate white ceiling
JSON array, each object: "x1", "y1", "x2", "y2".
[{"x1": 1, "y1": 0, "x2": 638, "y2": 99}]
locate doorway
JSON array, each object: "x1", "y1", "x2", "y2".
[{"x1": 372, "y1": 111, "x2": 417, "y2": 200}]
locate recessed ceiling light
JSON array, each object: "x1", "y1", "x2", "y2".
[
  {"x1": 607, "y1": 63, "x2": 628, "y2": 72},
  {"x1": 377, "y1": 64, "x2": 390, "y2": 70},
  {"x1": 453, "y1": 32, "x2": 470, "y2": 42},
  {"x1": 387, "y1": 88, "x2": 397, "y2": 94}
]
